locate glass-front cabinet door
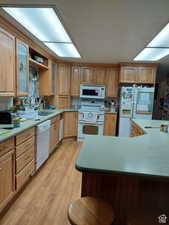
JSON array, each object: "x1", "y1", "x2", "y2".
[{"x1": 16, "y1": 39, "x2": 29, "y2": 96}]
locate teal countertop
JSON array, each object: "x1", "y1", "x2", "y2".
[
  {"x1": 76, "y1": 119, "x2": 169, "y2": 179},
  {"x1": 0, "y1": 108, "x2": 77, "y2": 142}
]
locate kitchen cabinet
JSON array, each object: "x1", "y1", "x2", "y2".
[
  {"x1": 15, "y1": 127, "x2": 35, "y2": 190},
  {"x1": 119, "y1": 66, "x2": 137, "y2": 83},
  {"x1": 131, "y1": 121, "x2": 144, "y2": 137},
  {"x1": 80, "y1": 67, "x2": 94, "y2": 84},
  {"x1": 0, "y1": 27, "x2": 15, "y2": 96},
  {"x1": 137, "y1": 67, "x2": 156, "y2": 84},
  {"x1": 57, "y1": 63, "x2": 71, "y2": 95},
  {"x1": 39, "y1": 60, "x2": 57, "y2": 96},
  {"x1": 63, "y1": 111, "x2": 78, "y2": 138},
  {"x1": 55, "y1": 95, "x2": 71, "y2": 109},
  {"x1": 104, "y1": 113, "x2": 117, "y2": 136},
  {"x1": 71, "y1": 66, "x2": 81, "y2": 96},
  {"x1": 105, "y1": 68, "x2": 119, "y2": 98},
  {"x1": 50, "y1": 115, "x2": 60, "y2": 154},
  {"x1": 120, "y1": 65, "x2": 157, "y2": 84},
  {"x1": 0, "y1": 150, "x2": 15, "y2": 212},
  {"x1": 93, "y1": 67, "x2": 105, "y2": 84},
  {"x1": 16, "y1": 39, "x2": 29, "y2": 96}
]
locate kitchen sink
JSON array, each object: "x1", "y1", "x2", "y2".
[{"x1": 38, "y1": 110, "x2": 54, "y2": 116}]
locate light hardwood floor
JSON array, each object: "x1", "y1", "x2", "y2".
[{"x1": 0, "y1": 141, "x2": 82, "y2": 225}]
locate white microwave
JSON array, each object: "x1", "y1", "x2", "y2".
[{"x1": 80, "y1": 85, "x2": 105, "y2": 99}]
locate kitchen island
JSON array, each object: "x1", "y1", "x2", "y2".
[{"x1": 76, "y1": 119, "x2": 169, "y2": 225}]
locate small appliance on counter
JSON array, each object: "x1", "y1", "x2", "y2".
[{"x1": 0, "y1": 111, "x2": 14, "y2": 129}]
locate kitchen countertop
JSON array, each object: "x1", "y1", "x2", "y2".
[
  {"x1": 0, "y1": 108, "x2": 78, "y2": 142},
  {"x1": 76, "y1": 119, "x2": 169, "y2": 179}
]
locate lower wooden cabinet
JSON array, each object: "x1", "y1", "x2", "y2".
[
  {"x1": 15, "y1": 128, "x2": 35, "y2": 191},
  {"x1": 104, "y1": 113, "x2": 117, "y2": 136},
  {"x1": 0, "y1": 150, "x2": 15, "y2": 211},
  {"x1": 131, "y1": 121, "x2": 144, "y2": 137},
  {"x1": 16, "y1": 160, "x2": 34, "y2": 190},
  {"x1": 63, "y1": 111, "x2": 78, "y2": 138},
  {"x1": 50, "y1": 115, "x2": 60, "y2": 154}
]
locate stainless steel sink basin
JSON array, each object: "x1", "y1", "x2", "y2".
[{"x1": 38, "y1": 110, "x2": 54, "y2": 116}]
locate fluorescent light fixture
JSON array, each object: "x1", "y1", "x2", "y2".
[
  {"x1": 134, "y1": 22, "x2": 169, "y2": 61},
  {"x1": 44, "y1": 43, "x2": 81, "y2": 58},
  {"x1": 3, "y1": 7, "x2": 81, "y2": 58},
  {"x1": 134, "y1": 48, "x2": 169, "y2": 61},
  {"x1": 148, "y1": 23, "x2": 169, "y2": 47}
]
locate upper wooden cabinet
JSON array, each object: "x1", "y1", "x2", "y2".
[
  {"x1": 105, "y1": 68, "x2": 119, "y2": 98},
  {"x1": 71, "y1": 66, "x2": 81, "y2": 96},
  {"x1": 16, "y1": 39, "x2": 29, "y2": 96},
  {"x1": 93, "y1": 67, "x2": 105, "y2": 84},
  {"x1": 57, "y1": 63, "x2": 71, "y2": 95},
  {"x1": 119, "y1": 65, "x2": 157, "y2": 84},
  {"x1": 39, "y1": 60, "x2": 57, "y2": 96},
  {"x1": 80, "y1": 67, "x2": 94, "y2": 84},
  {"x1": 119, "y1": 66, "x2": 137, "y2": 83},
  {"x1": 137, "y1": 67, "x2": 156, "y2": 83},
  {"x1": 63, "y1": 111, "x2": 78, "y2": 138},
  {"x1": 0, "y1": 28, "x2": 15, "y2": 96},
  {"x1": 104, "y1": 113, "x2": 117, "y2": 136}
]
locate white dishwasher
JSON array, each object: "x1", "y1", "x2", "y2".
[{"x1": 36, "y1": 120, "x2": 51, "y2": 170}]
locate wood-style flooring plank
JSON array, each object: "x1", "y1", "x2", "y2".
[{"x1": 0, "y1": 141, "x2": 82, "y2": 225}]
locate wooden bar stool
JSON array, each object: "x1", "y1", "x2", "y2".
[{"x1": 68, "y1": 197, "x2": 115, "y2": 225}]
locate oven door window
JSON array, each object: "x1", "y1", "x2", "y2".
[{"x1": 83, "y1": 125, "x2": 98, "y2": 135}]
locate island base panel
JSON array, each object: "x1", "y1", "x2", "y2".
[{"x1": 81, "y1": 172, "x2": 169, "y2": 225}]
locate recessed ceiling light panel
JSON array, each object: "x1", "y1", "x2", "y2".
[
  {"x1": 3, "y1": 7, "x2": 81, "y2": 58},
  {"x1": 44, "y1": 42, "x2": 81, "y2": 58},
  {"x1": 134, "y1": 47, "x2": 169, "y2": 61},
  {"x1": 148, "y1": 23, "x2": 169, "y2": 47}
]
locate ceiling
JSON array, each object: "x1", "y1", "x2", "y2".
[{"x1": 1, "y1": 0, "x2": 169, "y2": 63}]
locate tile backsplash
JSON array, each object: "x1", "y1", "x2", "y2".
[{"x1": 0, "y1": 97, "x2": 13, "y2": 110}]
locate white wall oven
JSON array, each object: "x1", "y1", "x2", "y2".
[
  {"x1": 80, "y1": 85, "x2": 105, "y2": 99},
  {"x1": 78, "y1": 99, "x2": 104, "y2": 140}
]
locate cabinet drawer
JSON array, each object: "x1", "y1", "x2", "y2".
[
  {"x1": 16, "y1": 160, "x2": 34, "y2": 190},
  {"x1": 16, "y1": 136, "x2": 35, "y2": 158},
  {"x1": 0, "y1": 137, "x2": 15, "y2": 157},
  {"x1": 16, "y1": 127, "x2": 35, "y2": 145},
  {"x1": 16, "y1": 147, "x2": 35, "y2": 173}
]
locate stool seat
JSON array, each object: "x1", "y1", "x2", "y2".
[{"x1": 68, "y1": 197, "x2": 115, "y2": 225}]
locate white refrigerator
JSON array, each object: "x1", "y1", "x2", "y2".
[{"x1": 118, "y1": 86, "x2": 154, "y2": 137}]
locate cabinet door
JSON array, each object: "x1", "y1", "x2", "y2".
[
  {"x1": 137, "y1": 67, "x2": 156, "y2": 84},
  {"x1": 106, "y1": 68, "x2": 119, "y2": 98},
  {"x1": 0, "y1": 28, "x2": 15, "y2": 96},
  {"x1": 80, "y1": 67, "x2": 94, "y2": 84},
  {"x1": 50, "y1": 116, "x2": 60, "y2": 153},
  {"x1": 63, "y1": 112, "x2": 78, "y2": 138},
  {"x1": 57, "y1": 64, "x2": 70, "y2": 95},
  {"x1": 16, "y1": 39, "x2": 29, "y2": 96},
  {"x1": 119, "y1": 66, "x2": 137, "y2": 83},
  {"x1": 94, "y1": 67, "x2": 106, "y2": 84},
  {"x1": 50, "y1": 123, "x2": 57, "y2": 153},
  {"x1": 71, "y1": 66, "x2": 81, "y2": 96},
  {"x1": 51, "y1": 62, "x2": 57, "y2": 94},
  {"x1": 0, "y1": 151, "x2": 15, "y2": 211},
  {"x1": 104, "y1": 114, "x2": 117, "y2": 136}
]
